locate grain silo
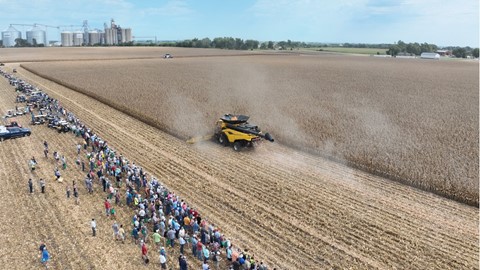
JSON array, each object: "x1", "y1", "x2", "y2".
[
  {"x1": 121, "y1": 28, "x2": 127, "y2": 43},
  {"x1": 26, "y1": 25, "x2": 47, "y2": 46},
  {"x1": 73, "y1": 31, "x2": 83, "y2": 46},
  {"x1": 61, "y1": 31, "x2": 74, "y2": 47},
  {"x1": 124, "y1": 28, "x2": 132, "y2": 42},
  {"x1": 104, "y1": 27, "x2": 117, "y2": 45},
  {"x1": 2, "y1": 25, "x2": 22, "y2": 47},
  {"x1": 88, "y1": 30, "x2": 101, "y2": 45}
]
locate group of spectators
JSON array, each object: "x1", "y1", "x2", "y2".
[{"x1": 1, "y1": 68, "x2": 274, "y2": 270}]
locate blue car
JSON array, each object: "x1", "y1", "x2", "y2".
[{"x1": 0, "y1": 126, "x2": 31, "y2": 141}]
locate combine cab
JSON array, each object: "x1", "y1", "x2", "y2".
[{"x1": 214, "y1": 114, "x2": 274, "y2": 151}]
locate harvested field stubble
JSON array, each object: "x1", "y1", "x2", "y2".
[
  {"x1": 6, "y1": 63, "x2": 479, "y2": 270},
  {"x1": 22, "y1": 54, "x2": 479, "y2": 205},
  {"x1": 0, "y1": 47, "x2": 279, "y2": 63}
]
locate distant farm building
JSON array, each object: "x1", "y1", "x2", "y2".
[
  {"x1": 420, "y1": 52, "x2": 440, "y2": 60},
  {"x1": 436, "y1": 50, "x2": 451, "y2": 56}
]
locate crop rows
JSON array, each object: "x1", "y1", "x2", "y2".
[{"x1": 9, "y1": 65, "x2": 479, "y2": 269}]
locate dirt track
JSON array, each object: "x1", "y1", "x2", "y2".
[{"x1": 0, "y1": 63, "x2": 478, "y2": 269}]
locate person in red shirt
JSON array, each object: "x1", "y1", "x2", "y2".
[
  {"x1": 104, "y1": 199, "x2": 111, "y2": 216},
  {"x1": 196, "y1": 240, "x2": 203, "y2": 260},
  {"x1": 141, "y1": 241, "x2": 149, "y2": 264}
]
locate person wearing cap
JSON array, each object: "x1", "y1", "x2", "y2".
[{"x1": 159, "y1": 246, "x2": 167, "y2": 258}]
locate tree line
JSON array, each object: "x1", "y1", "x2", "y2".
[
  {"x1": 164, "y1": 37, "x2": 479, "y2": 58},
  {"x1": 161, "y1": 37, "x2": 308, "y2": 51},
  {"x1": 387, "y1": 40, "x2": 479, "y2": 58},
  {"x1": 10, "y1": 38, "x2": 45, "y2": 47},
  {"x1": 3, "y1": 36, "x2": 479, "y2": 58}
]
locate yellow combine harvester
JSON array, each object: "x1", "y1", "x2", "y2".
[{"x1": 187, "y1": 114, "x2": 274, "y2": 151}]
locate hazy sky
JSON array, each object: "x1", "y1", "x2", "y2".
[{"x1": 0, "y1": 0, "x2": 478, "y2": 47}]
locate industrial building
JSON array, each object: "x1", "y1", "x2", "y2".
[
  {"x1": 104, "y1": 19, "x2": 132, "y2": 45},
  {"x1": 1, "y1": 19, "x2": 132, "y2": 47}
]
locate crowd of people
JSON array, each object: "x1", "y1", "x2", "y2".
[{"x1": 1, "y1": 68, "x2": 274, "y2": 270}]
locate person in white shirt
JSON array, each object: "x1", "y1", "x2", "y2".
[
  {"x1": 91, "y1": 218, "x2": 97, "y2": 236},
  {"x1": 159, "y1": 253, "x2": 167, "y2": 269},
  {"x1": 202, "y1": 260, "x2": 210, "y2": 270}
]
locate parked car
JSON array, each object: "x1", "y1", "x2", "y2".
[
  {"x1": 56, "y1": 120, "x2": 71, "y2": 133},
  {"x1": 164, "y1": 54, "x2": 173, "y2": 59},
  {"x1": 0, "y1": 126, "x2": 31, "y2": 141},
  {"x1": 4, "y1": 109, "x2": 16, "y2": 118},
  {"x1": 5, "y1": 121, "x2": 22, "y2": 128},
  {"x1": 32, "y1": 115, "x2": 47, "y2": 125}
]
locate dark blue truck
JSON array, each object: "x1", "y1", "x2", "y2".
[{"x1": 0, "y1": 126, "x2": 31, "y2": 141}]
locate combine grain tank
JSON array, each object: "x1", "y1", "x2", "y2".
[{"x1": 2, "y1": 26, "x2": 22, "y2": 47}]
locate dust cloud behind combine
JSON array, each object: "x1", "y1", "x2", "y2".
[{"x1": 22, "y1": 54, "x2": 479, "y2": 205}]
